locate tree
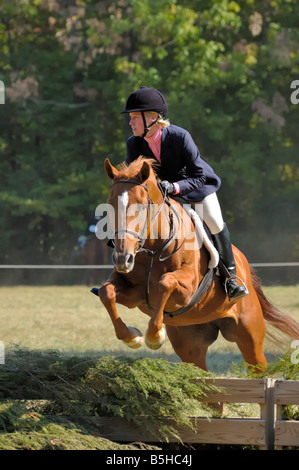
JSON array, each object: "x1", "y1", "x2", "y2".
[{"x1": 0, "y1": 0, "x2": 298, "y2": 269}]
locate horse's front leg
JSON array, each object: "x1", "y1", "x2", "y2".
[
  {"x1": 96, "y1": 281, "x2": 144, "y2": 349},
  {"x1": 145, "y1": 271, "x2": 181, "y2": 350}
]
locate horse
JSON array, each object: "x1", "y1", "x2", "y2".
[{"x1": 91, "y1": 156, "x2": 299, "y2": 371}]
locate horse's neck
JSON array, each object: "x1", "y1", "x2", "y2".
[{"x1": 146, "y1": 192, "x2": 180, "y2": 249}]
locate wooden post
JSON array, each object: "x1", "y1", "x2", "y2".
[{"x1": 260, "y1": 378, "x2": 275, "y2": 450}]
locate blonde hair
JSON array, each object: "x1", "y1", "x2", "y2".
[{"x1": 145, "y1": 111, "x2": 170, "y2": 129}]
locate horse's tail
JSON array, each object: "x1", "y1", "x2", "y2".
[{"x1": 251, "y1": 267, "x2": 299, "y2": 339}]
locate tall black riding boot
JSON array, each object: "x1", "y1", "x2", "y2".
[{"x1": 212, "y1": 224, "x2": 249, "y2": 302}]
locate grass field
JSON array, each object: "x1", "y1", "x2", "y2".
[
  {"x1": 0, "y1": 284, "x2": 298, "y2": 450},
  {"x1": 1, "y1": 284, "x2": 298, "y2": 375}
]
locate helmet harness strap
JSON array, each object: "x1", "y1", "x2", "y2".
[{"x1": 141, "y1": 111, "x2": 159, "y2": 138}]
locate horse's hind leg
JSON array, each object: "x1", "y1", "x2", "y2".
[
  {"x1": 165, "y1": 323, "x2": 219, "y2": 371},
  {"x1": 221, "y1": 300, "x2": 267, "y2": 370},
  {"x1": 235, "y1": 321, "x2": 267, "y2": 371},
  {"x1": 167, "y1": 323, "x2": 223, "y2": 413}
]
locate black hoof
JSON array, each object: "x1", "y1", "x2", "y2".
[{"x1": 90, "y1": 287, "x2": 99, "y2": 296}]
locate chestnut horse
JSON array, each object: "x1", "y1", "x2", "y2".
[{"x1": 92, "y1": 157, "x2": 299, "y2": 371}]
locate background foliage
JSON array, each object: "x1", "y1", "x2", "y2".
[{"x1": 0, "y1": 0, "x2": 298, "y2": 273}]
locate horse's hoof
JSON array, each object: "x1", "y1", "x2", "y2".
[
  {"x1": 145, "y1": 327, "x2": 166, "y2": 350},
  {"x1": 90, "y1": 287, "x2": 99, "y2": 296},
  {"x1": 123, "y1": 327, "x2": 144, "y2": 349}
]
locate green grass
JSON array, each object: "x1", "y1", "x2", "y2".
[
  {"x1": 0, "y1": 285, "x2": 298, "y2": 371},
  {"x1": 0, "y1": 285, "x2": 177, "y2": 359}
]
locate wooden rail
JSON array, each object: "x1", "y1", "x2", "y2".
[
  {"x1": 93, "y1": 378, "x2": 299, "y2": 450},
  {"x1": 93, "y1": 378, "x2": 270, "y2": 448}
]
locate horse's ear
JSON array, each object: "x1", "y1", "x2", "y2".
[
  {"x1": 138, "y1": 160, "x2": 151, "y2": 183},
  {"x1": 104, "y1": 158, "x2": 117, "y2": 180}
]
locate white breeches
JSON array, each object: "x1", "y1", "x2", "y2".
[{"x1": 194, "y1": 192, "x2": 224, "y2": 235}]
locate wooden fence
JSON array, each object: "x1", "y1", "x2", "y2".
[
  {"x1": 274, "y1": 380, "x2": 299, "y2": 448},
  {"x1": 0, "y1": 377, "x2": 298, "y2": 449},
  {"x1": 94, "y1": 378, "x2": 299, "y2": 450}
]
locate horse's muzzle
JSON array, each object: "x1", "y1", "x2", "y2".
[{"x1": 112, "y1": 251, "x2": 135, "y2": 273}]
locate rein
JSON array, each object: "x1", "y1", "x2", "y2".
[{"x1": 111, "y1": 178, "x2": 214, "y2": 317}]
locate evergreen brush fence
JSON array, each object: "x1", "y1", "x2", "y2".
[
  {"x1": 0, "y1": 350, "x2": 298, "y2": 450},
  {"x1": 89, "y1": 378, "x2": 299, "y2": 450}
]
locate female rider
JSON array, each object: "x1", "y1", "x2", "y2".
[{"x1": 121, "y1": 86, "x2": 248, "y2": 302}]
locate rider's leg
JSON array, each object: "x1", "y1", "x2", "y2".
[
  {"x1": 195, "y1": 193, "x2": 248, "y2": 302},
  {"x1": 212, "y1": 223, "x2": 248, "y2": 301}
]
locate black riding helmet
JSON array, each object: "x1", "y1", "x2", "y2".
[{"x1": 121, "y1": 87, "x2": 168, "y2": 137}]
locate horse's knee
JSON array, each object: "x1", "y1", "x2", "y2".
[
  {"x1": 159, "y1": 273, "x2": 178, "y2": 291},
  {"x1": 99, "y1": 283, "x2": 116, "y2": 305}
]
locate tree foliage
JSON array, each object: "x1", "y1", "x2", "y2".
[{"x1": 0, "y1": 0, "x2": 298, "y2": 265}]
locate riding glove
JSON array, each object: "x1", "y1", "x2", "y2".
[{"x1": 160, "y1": 180, "x2": 175, "y2": 195}]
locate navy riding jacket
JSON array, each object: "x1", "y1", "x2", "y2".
[{"x1": 126, "y1": 124, "x2": 221, "y2": 202}]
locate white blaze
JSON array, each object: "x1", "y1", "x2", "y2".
[{"x1": 118, "y1": 191, "x2": 129, "y2": 238}]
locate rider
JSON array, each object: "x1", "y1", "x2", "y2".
[{"x1": 121, "y1": 86, "x2": 248, "y2": 302}]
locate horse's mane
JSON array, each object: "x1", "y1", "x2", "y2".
[{"x1": 116, "y1": 156, "x2": 159, "y2": 180}]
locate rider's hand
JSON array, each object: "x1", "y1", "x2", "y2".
[{"x1": 160, "y1": 180, "x2": 175, "y2": 195}]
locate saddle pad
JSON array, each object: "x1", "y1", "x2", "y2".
[{"x1": 183, "y1": 205, "x2": 219, "y2": 269}]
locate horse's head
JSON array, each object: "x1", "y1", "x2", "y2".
[{"x1": 105, "y1": 157, "x2": 158, "y2": 273}]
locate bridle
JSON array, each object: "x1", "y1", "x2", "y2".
[
  {"x1": 111, "y1": 179, "x2": 152, "y2": 251},
  {"x1": 111, "y1": 178, "x2": 184, "y2": 261}
]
